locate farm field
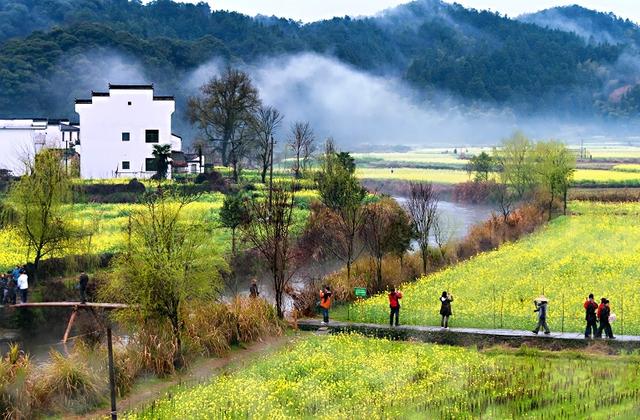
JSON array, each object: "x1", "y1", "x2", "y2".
[
  {"x1": 337, "y1": 201, "x2": 640, "y2": 334},
  {"x1": 126, "y1": 333, "x2": 640, "y2": 419},
  {"x1": 0, "y1": 192, "x2": 311, "y2": 271},
  {"x1": 355, "y1": 165, "x2": 640, "y2": 186}
]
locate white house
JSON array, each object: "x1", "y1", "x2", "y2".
[
  {"x1": 75, "y1": 84, "x2": 181, "y2": 179},
  {"x1": 0, "y1": 118, "x2": 79, "y2": 175}
]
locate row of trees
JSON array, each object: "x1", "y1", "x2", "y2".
[
  {"x1": 467, "y1": 132, "x2": 576, "y2": 219},
  {"x1": 187, "y1": 68, "x2": 316, "y2": 182}
]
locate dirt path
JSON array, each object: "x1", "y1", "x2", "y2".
[{"x1": 71, "y1": 333, "x2": 299, "y2": 419}]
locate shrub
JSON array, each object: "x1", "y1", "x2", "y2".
[
  {"x1": 0, "y1": 344, "x2": 34, "y2": 419},
  {"x1": 35, "y1": 349, "x2": 102, "y2": 414}
]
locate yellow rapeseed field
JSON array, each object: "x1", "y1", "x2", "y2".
[
  {"x1": 126, "y1": 333, "x2": 640, "y2": 419},
  {"x1": 342, "y1": 201, "x2": 640, "y2": 334}
]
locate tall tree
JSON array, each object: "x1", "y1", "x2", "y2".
[
  {"x1": 242, "y1": 184, "x2": 297, "y2": 318},
  {"x1": 316, "y1": 139, "x2": 367, "y2": 280},
  {"x1": 251, "y1": 105, "x2": 283, "y2": 184},
  {"x1": 468, "y1": 151, "x2": 493, "y2": 182},
  {"x1": 102, "y1": 189, "x2": 217, "y2": 368},
  {"x1": 5, "y1": 149, "x2": 73, "y2": 282},
  {"x1": 534, "y1": 141, "x2": 576, "y2": 220},
  {"x1": 187, "y1": 68, "x2": 260, "y2": 167},
  {"x1": 152, "y1": 144, "x2": 172, "y2": 179},
  {"x1": 405, "y1": 182, "x2": 439, "y2": 274},
  {"x1": 494, "y1": 132, "x2": 536, "y2": 199},
  {"x1": 288, "y1": 121, "x2": 315, "y2": 179}
]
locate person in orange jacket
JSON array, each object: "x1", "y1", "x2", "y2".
[
  {"x1": 388, "y1": 288, "x2": 403, "y2": 327},
  {"x1": 319, "y1": 286, "x2": 332, "y2": 325}
]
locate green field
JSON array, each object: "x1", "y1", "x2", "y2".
[
  {"x1": 338, "y1": 201, "x2": 640, "y2": 334},
  {"x1": 126, "y1": 333, "x2": 640, "y2": 419},
  {"x1": 0, "y1": 192, "x2": 311, "y2": 271}
]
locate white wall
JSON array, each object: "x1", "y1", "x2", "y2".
[
  {"x1": 0, "y1": 120, "x2": 78, "y2": 175},
  {"x1": 76, "y1": 88, "x2": 175, "y2": 179}
]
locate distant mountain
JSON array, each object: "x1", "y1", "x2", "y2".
[
  {"x1": 0, "y1": 0, "x2": 639, "y2": 125},
  {"x1": 519, "y1": 5, "x2": 640, "y2": 46}
]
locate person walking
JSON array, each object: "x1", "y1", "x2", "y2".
[
  {"x1": 532, "y1": 296, "x2": 550, "y2": 335},
  {"x1": 583, "y1": 293, "x2": 598, "y2": 339},
  {"x1": 17, "y1": 269, "x2": 28, "y2": 304},
  {"x1": 6, "y1": 277, "x2": 16, "y2": 305},
  {"x1": 0, "y1": 274, "x2": 7, "y2": 305},
  {"x1": 439, "y1": 291, "x2": 453, "y2": 329},
  {"x1": 597, "y1": 298, "x2": 615, "y2": 339},
  {"x1": 319, "y1": 286, "x2": 332, "y2": 325},
  {"x1": 388, "y1": 288, "x2": 403, "y2": 327},
  {"x1": 79, "y1": 271, "x2": 89, "y2": 304},
  {"x1": 249, "y1": 279, "x2": 260, "y2": 298}
]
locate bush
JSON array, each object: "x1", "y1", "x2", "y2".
[{"x1": 0, "y1": 344, "x2": 34, "y2": 419}]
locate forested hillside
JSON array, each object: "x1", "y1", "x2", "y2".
[{"x1": 0, "y1": 0, "x2": 639, "y2": 122}]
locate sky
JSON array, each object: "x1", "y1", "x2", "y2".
[{"x1": 208, "y1": 0, "x2": 640, "y2": 23}]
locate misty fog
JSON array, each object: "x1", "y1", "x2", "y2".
[{"x1": 61, "y1": 50, "x2": 640, "y2": 150}]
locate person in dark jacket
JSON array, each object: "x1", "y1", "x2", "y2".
[
  {"x1": 583, "y1": 293, "x2": 598, "y2": 338},
  {"x1": 79, "y1": 271, "x2": 89, "y2": 304},
  {"x1": 597, "y1": 298, "x2": 615, "y2": 339},
  {"x1": 532, "y1": 296, "x2": 550, "y2": 335},
  {"x1": 388, "y1": 288, "x2": 403, "y2": 327},
  {"x1": 249, "y1": 279, "x2": 260, "y2": 298},
  {"x1": 439, "y1": 291, "x2": 453, "y2": 329}
]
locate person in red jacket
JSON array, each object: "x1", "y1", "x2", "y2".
[
  {"x1": 583, "y1": 293, "x2": 598, "y2": 339},
  {"x1": 388, "y1": 288, "x2": 403, "y2": 327}
]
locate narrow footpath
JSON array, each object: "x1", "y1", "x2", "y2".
[{"x1": 298, "y1": 319, "x2": 640, "y2": 351}]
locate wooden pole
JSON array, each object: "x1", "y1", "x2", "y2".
[
  {"x1": 63, "y1": 307, "x2": 78, "y2": 344},
  {"x1": 107, "y1": 326, "x2": 117, "y2": 420}
]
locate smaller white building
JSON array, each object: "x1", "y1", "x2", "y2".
[
  {"x1": 75, "y1": 84, "x2": 181, "y2": 179},
  {"x1": 0, "y1": 119, "x2": 79, "y2": 175}
]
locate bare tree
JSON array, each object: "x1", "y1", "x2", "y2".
[
  {"x1": 492, "y1": 182, "x2": 515, "y2": 222},
  {"x1": 227, "y1": 122, "x2": 256, "y2": 182},
  {"x1": 288, "y1": 121, "x2": 314, "y2": 179},
  {"x1": 432, "y1": 212, "x2": 454, "y2": 262},
  {"x1": 187, "y1": 68, "x2": 260, "y2": 168},
  {"x1": 302, "y1": 135, "x2": 317, "y2": 172},
  {"x1": 359, "y1": 198, "x2": 412, "y2": 291},
  {"x1": 405, "y1": 182, "x2": 439, "y2": 274},
  {"x1": 251, "y1": 105, "x2": 283, "y2": 184},
  {"x1": 242, "y1": 184, "x2": 298, "y2": 318}
]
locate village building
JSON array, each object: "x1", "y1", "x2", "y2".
[
  {"x1": 75, "y1": 84, "x2": 183, "y2": 179},
  {"x1": 0, "y1": 118, "x2": 79, "y2": 175}
]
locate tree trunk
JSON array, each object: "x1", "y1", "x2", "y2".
[
  {"x1": 260, "y1": 164, "x2": 268, "y2": 184},
  {"x1": 421, "y1": 246, "x2": 428, "y2": 274},
  {"x1": 231, "y1": 227, "x2": 236, "y2": 256},
  {"x1": 170, "y1": 315, "x2": 183, "y2": 369},
  {"x1": 563, "y1": 188, "x2": 568, "y2": 215},
  {"x1": 376, "y1": 256, "x2": 383, "y2": 292}
]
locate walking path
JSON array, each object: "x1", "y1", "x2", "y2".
[{"x1": 297, "y1": 319, "x2": 640, "y2": 349}]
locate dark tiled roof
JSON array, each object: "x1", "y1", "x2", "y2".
[
  {"x1": 171, "y1": 133, "x2": 182, "y2": 139},
  {"x1": 75, "y1": 99, "x2": 92, "y2": 104},
  {"x1": 109, "y1": 84, "x2": 153, "y2": 90},
  {"x1": 154, "y1": 96, "x2": 174, "y2": 101},
  {"x1": 92, "y1": 91, "x2": 109, "y2": 97}
]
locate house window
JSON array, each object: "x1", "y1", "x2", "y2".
[
  {"x1": 122, "y1": 132, "x2": 130, "y2": 142},
  {"x1": 122, "y1": 161, "x2": 130, "y2": 170},
  {"x1": 145, "y1": 158, "x2": 157, "y2": 172},
  {"x1": 145, "y1": 130, "x2": 159, "y2": 143},
  {"x1": 128, "y1": 101, "x2": 132, "y2": 106}
]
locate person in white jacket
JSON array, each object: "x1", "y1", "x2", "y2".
[{"x1": 17, "y1": 270, "x2": 28, "y2": 303}]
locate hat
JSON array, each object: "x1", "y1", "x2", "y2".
[{"x1": 534, "y1": 296, "x2": 548, "y2": 303}]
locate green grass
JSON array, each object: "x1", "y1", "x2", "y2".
[
  {"x1": 336, "y1": 201, "x2": 640, "y2": 334},
  {"x1": 125, "y1": 333, "x2": 640, "y2": 419}
]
